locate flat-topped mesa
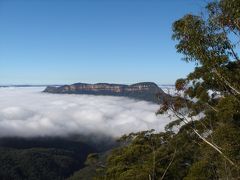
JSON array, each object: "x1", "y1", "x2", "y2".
[{"x1": 43, "y1": 82, "x2": 169, "y2": 103}]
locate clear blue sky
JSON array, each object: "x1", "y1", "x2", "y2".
[{"x1": 0, "y1": 0, "x2": 207, "y2": 85}]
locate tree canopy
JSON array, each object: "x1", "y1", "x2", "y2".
[{"x1": 90, "y1": 0, "x2": 240, "y2": 179}]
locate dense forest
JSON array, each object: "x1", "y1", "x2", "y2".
[
  {"x1": 0, "y1": 136, "x2": 117, "y2": 180},
  {"x1": 0, "y1": 0, "x2": 239, "y2": 179},
  {"x1": 72, "y1": 0, "x2": 240, "y2": 179}
]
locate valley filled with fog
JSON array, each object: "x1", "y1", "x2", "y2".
[{"x1": 0, "y1": 87, "x2": 173, "y2": 138}]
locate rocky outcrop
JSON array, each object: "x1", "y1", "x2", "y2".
[{"x1": 43, "y1": 82, "x2": 169, "y2": 103}]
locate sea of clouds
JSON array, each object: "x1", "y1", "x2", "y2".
[{"x1": 0, "y1": 87, "x2": 174, "y2": 138}]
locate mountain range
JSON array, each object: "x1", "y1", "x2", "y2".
[{"x1": 43, "y1": 82, "x2": 169, "y2": 103}]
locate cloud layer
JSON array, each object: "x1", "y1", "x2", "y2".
[{"x1": 0, "y1": 87, "x2": 173, "y2": 138}]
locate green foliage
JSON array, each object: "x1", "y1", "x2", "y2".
[
  {"x1": 93, "y1": 130, "x2": 202, "y2": 179},
  {"x1": 0, "y1": 148, "x2": 79, "y2": 180},
  {"x1": 1, "y1": 0, "x2": 239, "y2": 179},
  {"x1": 175, "y1": 78, "x2": 187, "y2": 91},
  {"x1": 94, "y1": 0, "x2": 240, "y2": 179},
  {"x1": 0, "y1": 137, "x2": 97, "y2": 180}
]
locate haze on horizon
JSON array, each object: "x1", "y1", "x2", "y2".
[{"x1": 0, "y1": 0, "x2": 206, "y2": 85}]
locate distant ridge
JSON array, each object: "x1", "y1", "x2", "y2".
[
  {"x1": 0, "y1": 85, "x2": 61, "y2": 88},
  {"x1": 43, "y1": 82, "x2": 169, "y2": 103}
]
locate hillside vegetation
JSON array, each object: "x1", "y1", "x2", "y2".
[{"x1": 76, "y1": 0, "x2": 240, "y2": 179}]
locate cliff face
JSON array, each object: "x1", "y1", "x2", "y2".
[{"x1": 43, "y1": 82, "x2": 168, "y2": 103}]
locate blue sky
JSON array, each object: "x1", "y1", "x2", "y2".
[{"x1": 0, "y1": 0, "x2": 206, "y2": 85}]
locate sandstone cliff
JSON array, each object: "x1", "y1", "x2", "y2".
[{"x1": 43, "y1": 82, "x2": 168, "y2": 103}]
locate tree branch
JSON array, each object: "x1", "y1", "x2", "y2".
[
  {"x1": 169, "y1": 106, "x2": 238, "y2": 169},
  {"x1": 160, "y1": 149, "x2": 177, "y2": 180}
]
